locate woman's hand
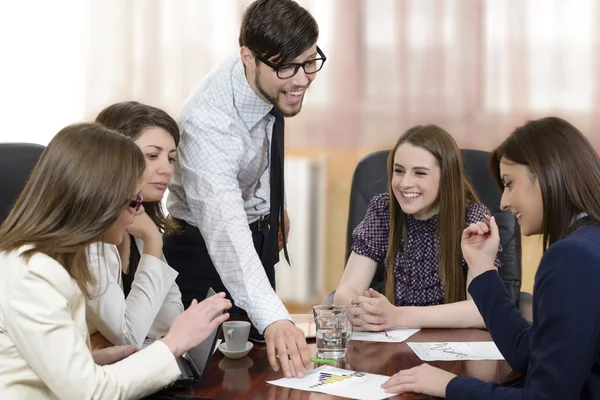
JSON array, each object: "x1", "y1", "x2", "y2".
[
  {"x1": 348, "y1": 289, "x2": 399, "y2": 331},
  {"x1": 461, "y1": 215, "x2": 500, "y2": 279},
  {"x1": 126, "y1": 211, "x2": 163, "y2": 258},
  {"x1": 127, "y1": 212, "x2": 161, "y2": 243},
  {"x1": 161, "y1": 292, "x2": 232, "y2": 357},
  {"x1": 381, "y1": 363, "x2": 456, "y2": 397}
]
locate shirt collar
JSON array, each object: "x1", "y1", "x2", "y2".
[{"x1": 232, "y1": 57, "x2": 274, "y2": 130}]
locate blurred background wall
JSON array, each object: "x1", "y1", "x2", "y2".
[{"x1": 2, "y1": 0, "x2": 599, "y2": 309}]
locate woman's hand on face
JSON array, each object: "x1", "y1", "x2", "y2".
[
  {"x1": 126, "y1": 212, "x2": 161, "y2": 243},
  {"x1": 461, "y1": 215, "x2": 500, "y2": 278}
]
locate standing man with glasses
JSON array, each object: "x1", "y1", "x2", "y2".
[{"x1": 164, "y1": 0, "x2": 326, "y2": 378}]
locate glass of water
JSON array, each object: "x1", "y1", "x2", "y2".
[{"x1": 313, "y1": 305, "x2": 353, "y2": 359}]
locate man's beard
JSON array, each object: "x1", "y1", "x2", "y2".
[{"x1": 255, "y1": 73, "x2": 307, "y2": 118}]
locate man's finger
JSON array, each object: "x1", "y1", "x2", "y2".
[
  {"x1": 266, "y1": 333, "x2": 279, "y2": 372},
  {"x1": 296, "y1": 334, "x2": 312, "y2": 370},
  {"x1": 276, "y1": 335, "x2": 293, "y2": 378},
  {"x1": 286, "y1": 336, "x2": 306, "y2": 377}
]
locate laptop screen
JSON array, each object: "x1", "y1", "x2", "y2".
[{"x1": 182, "y1": 288, "x2": 222, "y2": 380}]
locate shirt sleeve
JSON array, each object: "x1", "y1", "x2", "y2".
[
  {"x1": 447, "y1": 239, "x2": 600, "y2": 399},
  {"x1": 133, "y1": 239, "x2": 184, "y2": 340},
  {"x1": 351, "y1": 193, "x2": 391, "y2": 263},
  {"x1": 85, "y1": 242, "x2": 179, "y2": 347},
  {"x1": 177, "y1": 113, "x2": 291, "y2": 334},
  {"x1": 4, "y1": 255, "x2": 181, "y2": 400}
]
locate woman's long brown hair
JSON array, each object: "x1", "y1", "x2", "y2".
[
  {"x1": 384, "y1": 125, "x2": 479, "y2": 305},
  {"x1": 0, "y1": 123, "x2": 146, "y2": 297},
  {"x1": 95, "y1": 101, "x2": 180, "y2": 234},
  {"x1": 489, "y1": 117, "x2": 600, "y2": 251}
]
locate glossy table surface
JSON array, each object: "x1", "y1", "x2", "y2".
[{"x1": 168, "y1": 315, "x2": 520, "y2": 399}]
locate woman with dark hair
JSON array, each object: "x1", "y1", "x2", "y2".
[
  {"x1": 86, "y1": 101, "x2": 184, "y2": 349},
  {"x1": 335, "y1": 125, "x2": 501, "y2": 330},
  {"x1": 0, "y1": 123, "x2": 231, "y2": 399},
  {"x1": 383, "y1": 117, "x2": 600, "y2": 399}
]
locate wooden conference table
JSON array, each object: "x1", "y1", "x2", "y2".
[{"x1": 168, "y1": 315, "x2": 522, "y2": 399}]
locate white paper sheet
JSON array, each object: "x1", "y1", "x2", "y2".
[
  {"x1": 268, "y1": 366, "x2": 396, "y2": 400},
  {"x1": 351, "y1": 328, "x2": 420, "y2": 343},
  {"x1": 213, "y1": 339, "x2": 222, "y2": 354},
  {"x1": 407, "y1": 341, "x2": 505, "y2": 361}
]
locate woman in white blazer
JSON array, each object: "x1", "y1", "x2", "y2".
[
  {"x1": 0, "y1": 123, "x2": 231, "y2": 399},
  {"x1": 87, "y1": 102, "x2": 185, "y2": 348}
]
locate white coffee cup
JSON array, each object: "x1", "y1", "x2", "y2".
[{"x1": 223, "y1": 321, "x2": 251, "y2": 351}]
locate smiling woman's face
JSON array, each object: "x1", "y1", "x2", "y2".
[
  {"x1": 499, "y1": 158, "x2": 544, "y2": 236},
  {"x1": 391, "y1": 143, "x2": 441, "y2": 220}
]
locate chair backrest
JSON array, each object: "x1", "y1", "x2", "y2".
[
  {"x1": 0, "y1": 143, "x2": 45, "y2": 223},
  {"x1": 345, "y1": 148, "x2": 522, "y2": 304}
]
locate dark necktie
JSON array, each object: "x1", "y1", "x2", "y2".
[{"x1": 268, "y1": 108, "x2": 291, "y2": 266}]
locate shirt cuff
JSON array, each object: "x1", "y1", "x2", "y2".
[
  {"x1": 254, "y1": 306, "x2": 293, "y2": 334},
  {"x1": 446, "y1": 376, "x2": 483, "y2": 400},
  {"x1": 468, "y1": 269, "x2": 503, "y2": 300}
]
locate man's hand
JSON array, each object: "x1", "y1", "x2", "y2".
[
  {"x1": 92, "y1": 345, "x2": 139, "y2": 365},
  {"x1": 264, "y1": 320, "x2": 311, "y2": 378}
]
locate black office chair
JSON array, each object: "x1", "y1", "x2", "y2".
[
  {"x1": 325, "y1": 149, "x2": 533, "y2": 321},
  {"x1": 0, "y1": 143, "x2": 45, "y2": 223}
]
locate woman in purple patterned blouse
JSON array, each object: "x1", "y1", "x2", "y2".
[{"x1": 334, "y1": 125, "x2": 501, "y2": 331}]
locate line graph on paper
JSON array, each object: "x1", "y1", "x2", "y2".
[
  {"x1": 430, "y1": 343, "x2": 471, "y2": 358},
  {"x1": 351, "y1": 328, "x2": 420, "y2": 343},
  {"x1": 407, "y1": 342, "x2": 505, "y2": 361}
]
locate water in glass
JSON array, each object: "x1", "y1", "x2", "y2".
[{"x1": 313, "y1": 305, "x2": 352, "y2": 359}]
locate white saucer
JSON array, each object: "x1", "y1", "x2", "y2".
[{"x1": 219, "y1": 341, "x2": 253, "y2": 359}]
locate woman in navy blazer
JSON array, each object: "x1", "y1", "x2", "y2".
[{"x1": 382, "y1": 116, "x2": 600, "y2": 399}]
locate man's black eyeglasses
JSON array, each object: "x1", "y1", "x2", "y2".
[{"x1": 254, "y1": 46, "x2": 327, "y2": 79}]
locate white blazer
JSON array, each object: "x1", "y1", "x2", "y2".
[
  {"x1": 0, "y1": 247, "x2": 181, "y2": 399},
  {"x1": 86, "y1": 238, "x2": 184, "y2": 348}
]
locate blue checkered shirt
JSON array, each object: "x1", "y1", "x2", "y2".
[{"x1": 167, "y1": 55, "x2": 292, "y2": 333}]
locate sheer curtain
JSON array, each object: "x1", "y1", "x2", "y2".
[
  {"x1": 3, "y1": 0, "x2": 599, "y2": 296},
  {"x1": 3, "y1": 0, "x2": 599, "y2": 149}
]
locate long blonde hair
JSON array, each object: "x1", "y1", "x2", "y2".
[
  {"x1": 0, "y1": 123, "x2": 145, "y2": 297},
  {"x1": 385, "y1": 125, "x2": 479, "y2": 305}
]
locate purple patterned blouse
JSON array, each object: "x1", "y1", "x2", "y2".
[{"x1": 352, "y1": 193, "x2": 502, "y2": 306}]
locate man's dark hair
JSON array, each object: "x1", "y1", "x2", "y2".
[{"x1": 239, "y1": 0, "x2": 319, "y2": 65}]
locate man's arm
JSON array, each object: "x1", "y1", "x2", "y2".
[
  {"x1": 178, "y1": 115, "x2": 311, "y2": 377},
  {"x1": 178, "y1": 115, "x2": 291, "y2": 333}
]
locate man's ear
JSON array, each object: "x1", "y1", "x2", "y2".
[{"x1": 240, "y1": 46, "x2": 255, "y2": 70}]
